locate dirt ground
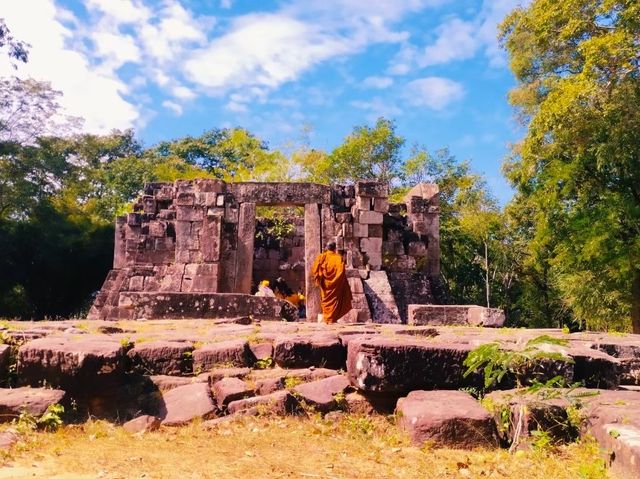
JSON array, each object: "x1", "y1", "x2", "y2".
[{"x1": 0, "y1": 415, "x2": 608, "y2": 479}]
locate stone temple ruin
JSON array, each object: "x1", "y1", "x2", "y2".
[
  {"x1": 1, "y1": 179, "x2": 639, "y2": 478},
  {"x1": 89, "y1": 179, "x2": 479, "y2": 325}
]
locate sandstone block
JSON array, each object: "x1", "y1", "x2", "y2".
[
  {"x1": 353, "y1": 223, "x2": 368, "y2": 237},
  {"x1": 373, "y1": 198, "x2": 389, "y2": 213},
  {"x1": 355, "y1": 181, "x2": 389, "y2": 198},
  {"x1": 161, "y1": 382, "x2": 216, "y2": 426},
  {"x1": 227, "y1": 390, "x2": 298, "y2": 415},
  {"x1": 212, "y1": 377, "x2": 254, "y2": 407},
  {"x1": 193, "y1": 340, "x2": 255, "y2": 371},
  {"x1": 18, "y1": 337, "x2": 126, "y2": 391},
  {"x1": 357, "y1": 210, "x2": 383, "y2": 225},
  {"x1": 249, "y1": 342, "x2": 273, "y2": 362},
  {"x1": 123, "y1": 415, "x2": 161, "y2": 433},
  {"x1": 396, "y1": 390, "x2": 499, "y2": 448},
  {"x1": 209, "y1": 367, "x2": 252, "y2": 383},
  {"x1": 273, "y1": 334, "x2": 346, "y2": 369},
  {"x1": 149, "y1": 375, "x2": 207, "y2": 392},
  {"x1": 127, "y1": 341, "x2": 194, "y2": 376},
  {"x1": 176, "y1": 206, "x2": 204, "y2": 222},
  {"x1": 347, "y1": 338, "x2": 479, "y2": 393},
  {"x1": 293, "y1": 375, "x2": 351, "y2": 413},
  {"x1": 0, "y1": 387, "x2": 65, "y2": 422}
]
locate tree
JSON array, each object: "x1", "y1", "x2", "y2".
[
  {"x1": 0, "y1": 18, "x2": 29, "y2": 67},
  {"x1": 0, "y1": 77, "x2": 82, "y2": 144},
  {"x1": 500, "y1": 0, "x2": 640, "y2": 332},
  {"x1": 325, "y1": 117, "x2": 404, "y2": 184},
  {"x1": 154, "y1": 127, "x2": 276, "y2": 179}
]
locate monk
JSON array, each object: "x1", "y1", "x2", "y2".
[{"x1": 311, "y1": 241, "x2": 352, "y2": 324}]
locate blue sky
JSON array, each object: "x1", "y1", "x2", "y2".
[{"x1": 2, "y1": 0, "x2": 526, "y2": 202}]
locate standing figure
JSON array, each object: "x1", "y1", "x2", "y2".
[{"x1": 311, "y1": 241, "x2": 352, "y2": 324}]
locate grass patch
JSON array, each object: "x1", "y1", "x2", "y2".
[{"x1": 0, "y1": 415, "x2": 609, "y2": 479}]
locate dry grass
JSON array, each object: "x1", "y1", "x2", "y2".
[{"x1": 0, "y1": 415, "x2": 608, "y2": 479}]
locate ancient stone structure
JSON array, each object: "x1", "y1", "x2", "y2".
[{"x1": 88, "y1": 179, "x2": 441, "y2": 322}]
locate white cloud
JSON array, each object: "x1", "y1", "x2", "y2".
[
  {"x1": 171, "y1": 85, "x2": 196, "y2": 100},
  {"x1": 162, "y1": 100, "x2": 183, "y2": 115},
  {"x1": 85, "y1": 0, "x2": 151, "y2": 24},
  {"x1": 91, "y1": 31, "x2": 141, "y2": 67},
  {"x1": 391, "y1": 0, "x2": 524, "y2": 73},
  {"x1": 421, "y1": 18, "x2": 477, "y2": 66},
  {"x1": 0, "y1": 0, "x2": 140, "y2": 133},
  {"x1": 362, "y1": 76, "x2": 393, "y2": 89},
  {"x1": 184, "y1": 14, "x2": 353, "y2": 91},
  {"x1": 351, "y1": 97, "x2": 401, "y2": 120},
  {"x1": 225, "y1": 100, "x2": 248, "y2": 113},
  {"x1": 220, "y1": 0, "x2": 233, "y2": 9},
  {"x1": 405, "y1": 77, "x2": 465, "y2": 110}
]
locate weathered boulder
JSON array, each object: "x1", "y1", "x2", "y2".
[
  {"x1": 160, "y1": 382, "x2": 216, "y2": 426},
  {"x1": 127, "y1": 340, "x2": 194, "y2": 376},
  {"x1": 293, "y1": 375, "x2": 351, "y2": 413},
  {"x1": 193, "y1": 340, "x2": 255, "y2": 371},
  {"x1": 123, "y1": 415, "x2": 161, "y2": 433},
  {"x1": 227, "y1": 390, "x2": 299, "y2": 415},
  {"x1": 347, "y1": 337, "x2": 479, "y2": 393},
  {"x1": 396, "y1": 390, "x2": 499, "y2": 449},
  {"x1": 212, "y1": 377, "x2": 254, "y2": 407},
  {"x1": 0, "y1": 387, "x2": 65, "y2": 421},
  {"x1": 273, "y1": 334, "x2": 346, "y2": 369}
]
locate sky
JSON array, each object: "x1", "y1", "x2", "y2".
[{"x1": 1, "y1": 0, "x2": 526, "y2": 202}]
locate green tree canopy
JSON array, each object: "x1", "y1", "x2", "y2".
[{"x1": 500, "y1": 0, "x2": 640, "y2": 331}]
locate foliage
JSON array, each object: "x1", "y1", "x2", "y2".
[
  {"x1": 463, "y1": 335, "x2": 571, "y2": 389},
  {"x1": 16, "y1": 403, "x2": 64, "y2": 432},
  {"x1": 253, "y1": 358, "x2": 273, "y2": 370},
  {"x1": 0, "y1": 77, "x2": 82, "y2": 144},
  {"x1": 314, "y1": 117, "x2": 404, "y2": 184},
  {"x1": 500, "y1": 0, "x2": 640, "y2": 332},
  {"x1": 0, "y1": 18, "x2": 29, "y2": 67}
]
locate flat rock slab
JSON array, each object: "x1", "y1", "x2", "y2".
[
  {"x1": 293, "y1": 375, "x2": 351, "y2": 413},
  {"x1": 128, "y1": 341, "x2": 194, "y2": 376},
  {"x1": 193, "y1": 340, "x2": 255, "y2": 371},
  {"x1": 212, "y1": 377, "x2": 254, "y2": 407},
  {"x1": 160, "y1": 382, "x2": 216, "y2": 426},
  {"x1": 18, "y1": 336, "x2": 126, "y2": 389},
  {"x1": 273, "y1": 334, "x2": 346, "y2": 369},
  {"x1": 209, "y1": 367, "x2": 252, "y2": 383},
  {"x1": 249, "y1": 342, "x2": 273, "y2": 361},
  {"x1": 148, "y1": 374, "x2": 208, "y2": 392},
  {"x1": 123, "y1": 415, "x2": 161, "y2": 433},
  {"x1": 0, "y1": 387, "x2": 65, "y2": 421},
  {"x1": 396, "y1": 390, "x2": 499, "y2": 449},
  {"x1": 0, "y1": 430, "x2": 19, "y2": 450},
  {"x1": 408, "y1": 305, "x2": 505, "y2": 327},
  {"x1": 251, "y1": 368, "x2": 339, "y2": 395},
  {"x1": 227, "y1": 390, "x2": 298, "y2": 416},
  {"x1": 347, "y1": 338, "x2": 478, "y2": 393}
]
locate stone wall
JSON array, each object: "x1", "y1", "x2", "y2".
[{"x1": 89, "y1": 179, "x2": 441, "y2": 322}]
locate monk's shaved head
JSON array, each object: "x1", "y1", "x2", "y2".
[{"x1": 326, "y1": 241, "x2": 337, "y2": 251}]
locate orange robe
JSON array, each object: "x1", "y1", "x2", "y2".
[{"x1": 312, "y1": 250, "x2": 352, "y2": 323}]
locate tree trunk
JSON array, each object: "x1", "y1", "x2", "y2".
[
  {"x1": 485, "y1": 240, "x2": 490, "y2": 308},
  {"x1": 632, "y1": 270, "x2": 640, "y2": 334}
]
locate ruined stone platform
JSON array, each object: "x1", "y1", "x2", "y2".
[{"x1": 0, "y1": 320, "x2": 639, "y2": 476}]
